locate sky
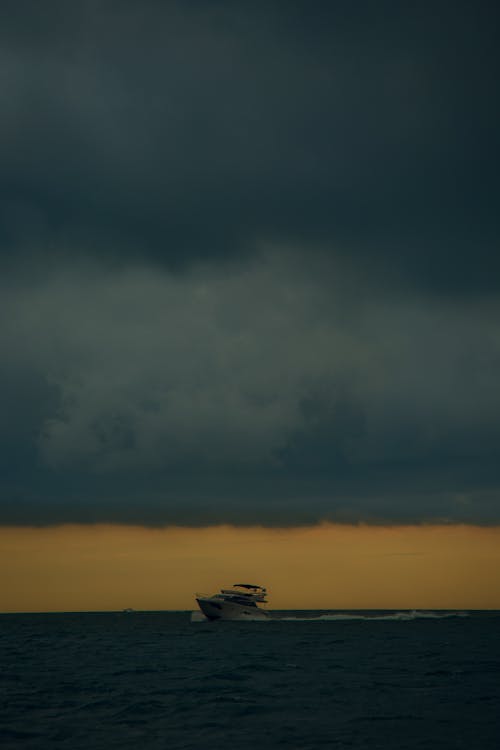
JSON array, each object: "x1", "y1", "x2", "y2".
[
  {"x1": 1, "y1": 1, "x2": 499, "y2": 609},
  {"x1": 1, "y1": 524, "x2": 500, "y2": 612}
]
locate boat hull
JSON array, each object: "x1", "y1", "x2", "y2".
[{"x1": 196, "y1": 596, "x2": 269, "y2": 621}]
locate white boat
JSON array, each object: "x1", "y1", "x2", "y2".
[{"x1": 195, "y1": 583, "x2": 269, "y2": 620}]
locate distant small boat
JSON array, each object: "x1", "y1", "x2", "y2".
[
  {"x1": 195, "y1": 583, "x2": 269, "y2": 620},
  {"x1": 122, "y1": 608, "x2": 135, "y2": 613}
]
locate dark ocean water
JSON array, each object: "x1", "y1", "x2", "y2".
[{"x1": 1, "y1": 610, "x2": 499, "y2": 750}]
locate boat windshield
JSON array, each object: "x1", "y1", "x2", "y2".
[{"x1": 233, "y1": 583, "x2": 265, "y2": 591}]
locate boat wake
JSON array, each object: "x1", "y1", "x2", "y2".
[
  {"x1": 191, "y1": 610, "x2": 469, "y2": 623},
  {"x1": 190, "y1": 610, "x2": 268, "y2": 622},
  {"x1": 278, "y1": 610, "x2": 470, "y2": 622}
]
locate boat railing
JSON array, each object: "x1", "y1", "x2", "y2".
[{"x1": 195, "y1": 588, "x2": 268, "y2": 603}]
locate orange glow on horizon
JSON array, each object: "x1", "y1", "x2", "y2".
[{"x1": 1, "y1": 523, "x2": 499, "y2": 612}]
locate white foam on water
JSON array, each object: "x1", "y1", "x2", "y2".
[
  {"x1": 279, "y1": 610, "x2": 470, "y2": 622},
  {"x1": 190, "y1": 610, "x2": 208, "y2": 622},
  {"x1": 190, "y1": 610, "x2": 271, "y2": 622},
  {"x1": 191, "y1": 609, "x2": 469, "y2": 623}
]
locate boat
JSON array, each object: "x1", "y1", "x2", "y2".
[{"x1": 195, "y1": 583, "x2": 269, "y2": 620}]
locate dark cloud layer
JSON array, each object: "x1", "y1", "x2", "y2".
[
  {"x1": 1, "y1": 1, "x2": 499, "y2": 525},
  {"x1": 2, "y1": 1, "x2": 498, "y2": 284}
]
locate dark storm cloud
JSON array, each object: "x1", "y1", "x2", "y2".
[
  {"x1": 1, "y1": 251, "x2": 500, "y2": 526},
  {"x1": 1, "y1": 0, "x2": 498, "y2": 287},
  {"x1": 1, "y1": 2, "x2": 499, "y2": 525}
]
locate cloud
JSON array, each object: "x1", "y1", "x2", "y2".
[
  {"x1": 0, "y1": 2, "x2": 498, "y2": 525},
  {"x1": 1, "y1": 247, "x2": 500, "y2": 525},
  {"x1": 0, "y1": 1, "x2": 498, "y2": 292}
]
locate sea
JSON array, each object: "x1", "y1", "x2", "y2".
[{"x1": 1, "y1": 610, "x2": 499, "y2": 750}]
